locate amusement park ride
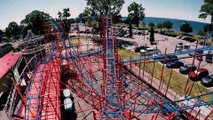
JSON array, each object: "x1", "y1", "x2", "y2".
[{"x1": 6, "y1": 15, "x2": 213, "y2": 120}]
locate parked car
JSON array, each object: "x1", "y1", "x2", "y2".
[
  {"x1": 179, "y1": 64, "x2": 197, "y2": 75},
  {"x1": 188, "y1": 49, "x2": 203, "y2": 56},
  {"x1": 140, "y1": 48, "x2": 161, "y2": 56},
  {"x1": 160, "y1": 55, "x2": 178, "y2": 63},
  {"x1": 175, "y1": 44, "x2": 184, "y2": 52},
  {"x1": 63, "y1": 89, "x2": 72, "y2": 98},
  {"x1": 134, "y1": 46, "x2": 150, "y2": 52},
  {"x1": 188, "y1": 68, "x2": 209, "y2": 81},
  {"x1": 206, "y1": 50, "x2": 213, "y2": 63},
  {"x1": 118, "y1": 30, "x2": 127, "y2": 37},
  {"x1": 166, "y1": 60, "x2": 184, "y2": 68},
  {"x1": 138, "y1": 31, "x2": 142, "y2": 35},
  {"x1": 184, "y1": 44, "x2": 190, "y2": 49},
  {"x1": 153, "y1": 54, "x2": 178, "y2": 63},
  {"x1": 201, "y1": 75, "x2": 213, "y2": 87},
  {"x1": 64, "y1": 98, "x2": 73, "y2": 111}
]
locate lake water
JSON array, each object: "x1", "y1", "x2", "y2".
[
  {"x1": 122, "y1": 17, "x2": 209, "y2": 35},
  {"x1": 143, "y1": 17, "x2": 209, "y2": 35}
]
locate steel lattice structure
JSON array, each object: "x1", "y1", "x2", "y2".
[{"x1": 7, "y1": 15, "x2": 213, "y2": 120}]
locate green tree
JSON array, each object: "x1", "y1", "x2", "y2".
[
  {"x1": 127, "y1": 12, "x2": 134, "y2": 38},
  {"x1": 63, "y1": 8, "x2": 71, "y2": 19},
  {"x1": 86, "y1": 0, "x2": 125, "y2": 15},
  {"x1": 149, "y1": 26, "x2": 155, "y2": 44},
  {"x1": 0, "y1": 29, "x2": 3, "y2": 40},
  {"x1": 204, "y1": 23, "x2": 213, "y2": 37},
  {"x1": 157, "y1": 23, "x2": 163, "y2": 28},
  {"x1": 86, "y1": 0, "x2": 125, "y2": 37},
  {"x1": 149, "y1": 22, "x2": 155, "y2": 27},
  {"x1": 199, "y1": 0, "x2": 213, "y2": 23},
  {"x1": 58, "y1": 11, "x2": 63, "y2": 20},
  {"x1": 180, "y1": 22, "x2": 193, "y2": 34},
  {"x1": 5, "y1": 22, "x2": 21, "y2": 38},
  {"x1": 128, "y1": 2, "x2": 145, "y2": 28},
  {"x1": 163, "y1": 21, "x2": 173, "y2": 29},
  {"x1": 199, "y1": 0, "x2": 213, "y2": 36},
  {"x1": 21, "y1": 10, "x2": 51, "y2": 35},
  {"x1": 198, "y1": 29, "x2": 206, "y2": 36},
  {"x1": 78, "y1": 7, "x2": 94, "y2": 23},
  {"x1": 61, "y1": 8, "x2": 71, "y2": 33},
  {"x1": 157, "y1": 23, "x2": 163, "y2": 32}
]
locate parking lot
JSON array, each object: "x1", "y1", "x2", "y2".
[{"x1": 117, "y1": 31, "x2": 213, "y2": 89}]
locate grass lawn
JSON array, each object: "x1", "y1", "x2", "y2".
[
  {"x1": 118, "y1": 49, "x2": 211, "y2": 103},
  {"x1": 69, "y1": 38, "x2": 91, "y2": 45}
]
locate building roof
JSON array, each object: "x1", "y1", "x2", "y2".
[{"x1": 0, "y1": 53, "x2": 21, "y2": 78}]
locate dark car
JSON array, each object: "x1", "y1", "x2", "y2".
[
  {"x1": 159, "y1": 55, "x2": 178, "y2": 64},
  {"x1": 188, "y1": 49, "x2": 203, "y2": 56},
  {"x1": 206, "y1": 51, "x2": 213, "y2": 63},
  {"x1": 201, "y1": 75, "x2": 213, "y2": 87},
  {"x1": 179, "y1": 64, "x2": 197, "y2": 75},
  {"x1": 166, "y1": 60, "x2": 184, "y2": 68},
  {"x1": 188, "y1": 68, "x2": 209, "y2": 81},
  {"x1": 118, "y1": 30, "x2": 126, "y2": 37},
  {"x1": 134, "y1": 46, "x2": 150, "y2": 52}
]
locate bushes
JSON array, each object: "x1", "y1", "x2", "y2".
[
  {"x1": 183, "y1": 36, "x2": 196, "y2": 42},
  {"x1": 134, "y1": 46, "x2": 149, "y2": 52},
  {"x1": 117, "y1": 39, "x2": 135, "y2": 49},
  {"x1": 160, "y1": 31, "x2": 179, "y2": 37},
  {"x1": 206, "y1": 40, "x2": 213, "y2": 46}
]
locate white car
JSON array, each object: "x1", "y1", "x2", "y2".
[
  {"x1": 64, "y1": 98, "x2": 73, "y2": 111},
  {"x1": 63, "y1": 89, "x2": 71, "y2": 98},
  {"x1": 140, "y1": 48, "x2": 161, "y2": 56}
]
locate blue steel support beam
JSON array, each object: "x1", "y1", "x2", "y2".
[{"x1": 100, "y1": 15, "x2": 125, "y2": 120}]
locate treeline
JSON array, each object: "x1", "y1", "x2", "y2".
[
  {"x1": 1, "y1": 0, "x2": 213, "y2": 42},
  {"x1": 0, "y1": 8, "x2": 72, "y2": 42}
]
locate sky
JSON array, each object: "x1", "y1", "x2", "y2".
[{"x1": 0, "y1": 0, "x2": 211, "y2": 30}]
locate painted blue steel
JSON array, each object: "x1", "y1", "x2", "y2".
[
  {"x1": 54, "y1": 49, "x2": 104, "y2": 59},
  {"x1": 49, "y1": 20, "x2": 101, "y2": 93},
  {"x1": 101, "y1": 16, "x2": 125, "y2": 120},
  {"x1": 123, "y1": 46, "x2": 213, "y2": 63},
  {"x1": 120, "y1": 74, "x2": 178, "y2": 112},
  {"x1": 47, "y1": 20, "x2": 213, "y2": 117},
  {"x1": 119, "y1": 70, "x2": 213, "y2": 115}
]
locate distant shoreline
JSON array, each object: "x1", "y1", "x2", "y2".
[{"x1": 122, "y1": 16, "x2": 210, "y2": 36}]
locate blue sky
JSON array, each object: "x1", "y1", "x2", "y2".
[{"x1": 0, "y1": 0, "x2": 211, "y2": 29}]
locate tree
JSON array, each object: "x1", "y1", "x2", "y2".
[
  {"x1": 149, "y1": 26, "x2": 155, "y2": 44},
  {"x1": 149, "y1": 22, "x2": 155, "y2": 27},
  {"x1": 157, "y1": 23, "x2": 163, "y2": 29},
  {"x1": 157, "y1": 23, "x2": 163, "y2": 32},
  {"x1": 163, "y1": 21, "x2": 173, "y2": 29},
  {"x1": 198, "y1": 29, "x2": 206, "y2": 36},
  {"x1": 199, "y1": 0, "x2": 213, "y2": 36},
  {"x1": 78, "y1": 7, "x2": 94, "y2": 23},
  {"x1": 62, "y1": 8, "x2": 71, "y2": 33},
  {"x1": 204, "y1": 23, "x2": 213, "y2": 36},
  {"x1": 86, "y1": 0, "x2": 125, "y2": 37},
  {"x1": 0, "y1": 29, "x2": 3, "y2": 40},
  {"x1": 21, "y1": 10, "x2": 51, "y2": 35},
  {"x1": 180, "y1": 22, "x2": 193, "y2": 34},
  {"x1": 129, "y1": 21, "x2": 133, "y2": 38},
  {"x1": 58, "y1": 11, "x2": 62, "y2": 20},
  {"x1": 199, "y1": 0, "x2": 213, "y2": 23},
  {"x1": 114, "y1": 14, "x2": 122, "y2": 24},
  {"x1": 86, "y1": 0, "x2": 125, "y2": 16},
  {"x1": 5, "y1": 22, "x2": 21, "y2": 38},
  {"x1": 63, "y1": 8, "x2": 71, "y2": 19},
  {"x1": 128, "y1": 2, "x2": 145, "y2": 28}
]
